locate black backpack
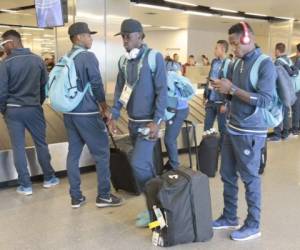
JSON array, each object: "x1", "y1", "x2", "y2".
[{"x1": 145, "y1": 120, "x2": 213, "y2": 247}]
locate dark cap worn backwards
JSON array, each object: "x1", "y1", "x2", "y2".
[
  {"x1": 68, "y1": 22, "x2": 97, "y2": 36},
  {"x1": 114, "y1": 19, "x2": 143, "y2": 36}
]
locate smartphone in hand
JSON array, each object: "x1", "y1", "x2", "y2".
[{"x1": 208, "y1": 78, "x2": 215, "y2": 89}]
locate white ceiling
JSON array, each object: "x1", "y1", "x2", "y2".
[
  {"x1": 191, "y1": 0, "x2": 300, "y2": 19},
  {"x1": 129, "y1": 0, "x2": 300, "y2": 34},
  {"x1": 129, "y1": 4, "x2": 270, "y2": 35}
]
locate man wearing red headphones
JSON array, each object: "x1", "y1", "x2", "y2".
[{"x1": 211, "y1": 22, "x2": 277, "y2": 241}]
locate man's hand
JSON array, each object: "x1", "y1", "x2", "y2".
[
  {"x1": 211, "y1": 79, "x2": 232, "y2": 94},
  {"x1": 147, "y1": 122, "x2": 160, "y2": 139},
  {"x1": 98, "y1": 102, "x2": 110, "y2": 121},
  {"x1": 108, "y1": 119, "x2": 118, "y2": 135},
  {"x1": 219, "y1": 104, "x2": 227, "y2": 114}
]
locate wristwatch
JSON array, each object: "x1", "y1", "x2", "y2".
[{"x1": 229, "y1": 84, "x2": 238, "y2": 95}]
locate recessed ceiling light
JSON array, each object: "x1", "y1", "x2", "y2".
[
  {"x1": 21, "y1": 27, "x2": 44, "y2": 31},
  {"x1": 160, "y1": 26, "x2": 180, "y2": 30},
  {"x1": 185, "y1": 11, "x2": 213, "y2": 17},
  {"x1": 164, "y1": 0, "x2": 197, "y2": 6},
  {"x1": 277, "y1": 16, "x2": 294, "y2": 20},
  {"x1": 142, "y1": 24, "x2": 152, "y2": 27},
  {"x1": 222, "y1": 15, "x2": 245, "y2": 20},
  {"x1": 0, "y1": 25, "x2": 11, "y2": 28},
  {"x1": 0, "y1": 9, "x2": 18, "y2": 13},
  {"x1": 211, "y1": 7, "x2": 238, "y2": 13},
  {"x1": 43, "y1": 34, "x2": 55, "y2": 37},
  {"x1": 134, "y1": 3, "x2": 171, "y2": 11}
]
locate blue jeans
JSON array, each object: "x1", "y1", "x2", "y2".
[
  {"x1": 63, "y1": 114, "x2": 111, "y2": 200},
  {"x1": 5, "y1": 106, "x2": 55, "y2": 188},
  {"x1": 220, "y1": 133, "x2": 266, "y2": 228},
  {"x1": 128, "y1": 121, "x2": 157, "y2": 191},
  {"x1": 204, "y1": 102, "x2": 226, "y2": 134},
  {"x1": 164, "y1": 108, "x2": 189, "y2": 169}
]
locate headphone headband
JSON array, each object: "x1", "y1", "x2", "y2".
[{"x1": 239, "y1": 21, "x2": 250, "y2": 45}]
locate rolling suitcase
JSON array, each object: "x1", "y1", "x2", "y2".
[
  {"x1": 109, "y1": 133, "x2": 163, "y2": 195},
  {"x1": 197, "y1": 134, "x2": 220, "y2": 177},
  {"x1": 145, "y1": 120, "x2": 213, "y2": 247}
]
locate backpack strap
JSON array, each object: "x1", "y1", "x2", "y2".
[
  {"x1": 118, "y1": 55, "x2": 127, "y2": 74},
  {"x1": 233, "y1": 58, "x2": 241, "y2": 73},
  {"x1": 222, "y1": 58, "x2": 231, "y2": 78},
  {"x1": 148, "y1": 49, "x2": 158, "y2": 74},
  {"x1": 68, "y1": 48, "x2": 86, "y2": 60},
  {"x1": 250, "y1": 54, "x2": 270, "y2": 90}
]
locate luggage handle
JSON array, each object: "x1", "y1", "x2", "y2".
[
  {"x1": 184, "y1": 120, "x2": 200, "y2": 170},
  {"x1": 105, "y1": 123, "x2": 119, "y2": 150}
]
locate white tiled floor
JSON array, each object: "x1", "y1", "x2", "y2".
[{"x1": 1, "y1": 137, "x2": 300, "y2": 250}]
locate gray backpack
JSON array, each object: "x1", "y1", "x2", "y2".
[{"x1": 276, "y1": 64, "x2": 297, "y2": 107}]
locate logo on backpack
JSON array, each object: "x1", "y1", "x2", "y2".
[{"x1": 46, "y1": 48, "x2": 92, "y2": 113}]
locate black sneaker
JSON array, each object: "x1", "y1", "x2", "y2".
[
  {"x1": 96, "y1": 194, "x2": 123, "y2": 208},
  {"x1": 71, "y1": 196, "x2": 86, "y2": 209}
]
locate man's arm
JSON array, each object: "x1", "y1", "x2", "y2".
[
  {"x1": 84, "y1": 53, "x2": 111, "y2": 118},
  {"x1": 0, "y1": 62, "x2": 9, "y2": 114},
  {"x1": 152, "y1": 52, "x2": 167, "y2": 125},
  {"x1": 212, "y1": 59, "x2": 276, "y2": 108},
  {"x1": 146, "y1": 52, "x2": 167, "y2": 139}
]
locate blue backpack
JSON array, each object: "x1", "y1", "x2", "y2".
[
  {"x1": 277, "y1": 57, "x2": 300, "y2": 92},
  {"x1": 46, "y1": 48, "x2": 92, "y2": 113},
  {"x1": 234, "y1": 54, "x2": 283, "y2": 128},
  {"x1": 148, "y1": 50, "x2": 195, "y2": 120}
]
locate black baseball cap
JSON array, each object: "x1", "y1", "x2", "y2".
[
  {"x1": 114, "y1": 19, "x2": 143, "y2": 36},
  {"x1": 68, "y1": 22, "x2": 97, "y2": 36}
]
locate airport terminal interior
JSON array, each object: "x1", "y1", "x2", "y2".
[{"x1": 1, "y1": 0, "x2": 300, "y2": 249}]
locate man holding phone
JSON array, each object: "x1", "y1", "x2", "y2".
[{"x1": 211, "y1": 22, "x2": 276, "y2": 241}]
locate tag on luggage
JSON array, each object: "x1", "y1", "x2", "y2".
[
  {"x1": 119, "y1": 84, "x2": 133, "y2": 108},
  {"x1": 153, "y1": 206, "x2": 166, "y2": 228},
  {"x1": 152, "y1": 231, "x2": 160, "y2": 246}
]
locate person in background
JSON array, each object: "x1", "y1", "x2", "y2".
[
  {"x1": 182, "y1": 54, "x2": 196, "y2": 76},
  {"x1": 212, "y1": 22, "x2": 276, "y2": 241},
  {"x1": 268, "y1": 43, "x2": 294, "y2": 141},
  {"x1": 166, "y1": 53, "x2": 182, "y2": 73},
  {"x1": 290, "y1": 43, "x2": 300, "y2": 135},
  {"x1": 203, "y1": 40, "x2": 231, "y2": 142},
  {"x1": 201, "y1": 54, "x2": 210, "y2": 66},
  {"x1": 63, "y1": 22, "x2": 123, "y2": 209},
  {"x1": 295, "y1": 43, "x2": 300, "y2": 69},
  {"x1": 0, "y1": 30, "x2": 59, "y2": 195}
]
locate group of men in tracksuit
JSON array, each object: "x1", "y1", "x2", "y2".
[
  {"x1": 268, "y1": 42, "x2": 300, "y2": 141},
  {"x1": 0, "y1": 19, "x2": 289, "y2": 241}
]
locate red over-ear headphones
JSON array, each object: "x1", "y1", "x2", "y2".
[{"x1": 240, "y1": 21, "x2": 251, "y2": 45}]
